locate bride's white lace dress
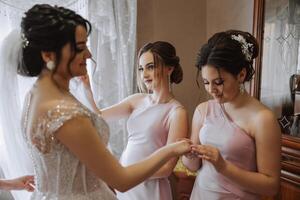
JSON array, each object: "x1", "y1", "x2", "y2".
[{"x1": 22, "y1": 92, "x2": 117, "y2": 200}]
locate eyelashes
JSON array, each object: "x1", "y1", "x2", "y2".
[
  {"x1": 138, "y1": 64, "x2": 155, "y2": 72},
  {"x1": 75, "y1": 44, "x2": 89, "y2": 53},
  {"x1": 75, "y1": 48, "x2": 85, "y2": 53},
  {"x1": 214, "y1": 79, "x2": 224, "y2": 85},
  {"x1": 203, "y1": 79, "x2": 224, "y2": 86}
]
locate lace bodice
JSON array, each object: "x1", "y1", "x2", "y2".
[{"x1": 22, "y1": 93, "x2": 116, "y2": 200}]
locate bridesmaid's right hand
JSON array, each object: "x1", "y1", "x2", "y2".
[
  {"x1": 79, "y1": 74, "x2": 92, "y2": 90},
  {"x1": 5, "y1": 175, "x2": 35, "y2": 192}
]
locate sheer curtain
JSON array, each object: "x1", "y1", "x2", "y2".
[
  {"x1": 260, "y1": 0, "x2": 300, "y2": 117},
  {"x1": 88, "y1": 0, "x2": 136, "y2": 157},
  {"x1": 0, "y1": 0, "x2": 136, "y2": 199}
]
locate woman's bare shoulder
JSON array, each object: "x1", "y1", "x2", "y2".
[
  {"x1": 250, "y1": 98, "x2": 275, "y2": 120},
  {"x1": 248, "y1": 98, "x2": 279, "y2": 134},
  {"x1": 195, "y1": 101, "x2": 209, "y2": 114}
]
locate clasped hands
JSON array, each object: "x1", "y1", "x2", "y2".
[{"x1": 178, "y1": 138, "x2": 226, "y2": 172}]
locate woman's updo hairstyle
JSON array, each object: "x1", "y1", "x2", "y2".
[
  {"x1": 19, "y1": 4, "x2": 92, "y2": 76},
  {"x1": 195, "y1": 30, "x2": 259, "y2": 82},
  {"x1": 138, "y1": 41, "x2": 183, "y2": 84}
]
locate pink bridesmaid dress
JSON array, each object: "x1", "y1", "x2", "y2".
[
  {"x1": 190, "y1": 100, "x2": 260, "y2": 200},
  {"x1": 116, "y1": 96, "x2": 183, "y2": 200}
]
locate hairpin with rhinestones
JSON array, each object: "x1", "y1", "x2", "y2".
[
  {"x1": 231, "y1": 34, "x2": 253, "y2": 62},
  {"x1": 21, "y1": 33, "x2": 29, "y2": 48}
]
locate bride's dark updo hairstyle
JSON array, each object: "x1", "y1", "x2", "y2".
[
  {"x1": 195, "y1": 30, "x2": 259, "y2": 83},
  {"x1": 137, "y1": 41, "x2": 183, "y2": 92},
  {"x1": 19, "y1": 4, "x2": 92, "y2": 76}
]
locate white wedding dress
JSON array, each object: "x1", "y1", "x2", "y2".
[{"x1": 22, "y1": 91, "x2": 117, "y2": 200}]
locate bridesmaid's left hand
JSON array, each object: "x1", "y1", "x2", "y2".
[
  {"x1": 79, "y1": 74, "x2": 92, "y2": 90},
  {"x1": 191, "y1": 144, "x2": 226, "y2": 172}
]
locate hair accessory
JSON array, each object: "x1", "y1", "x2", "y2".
[
  {"x1": 231, "y1": 34, "x2": 253, "y2": 62},
  {"x1": 21, "y1": 33, "x2": 29, "y2": 48},
  {"x1": 46, "y1": 60, "x2": 55, "y2": 71}
]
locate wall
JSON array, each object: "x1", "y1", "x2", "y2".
[
  {"x1": 137, "y1": 0, "x2": 207, "y2": 123},
  {"x1": 206, "y1": 0, "x2": 254, "y2": 92},
  {"x1": 137, "y1": 0, "x2": 254, "y2": 123},
  {"x1": 206, "y1": 0, "x2": 254, "y2": 38}
]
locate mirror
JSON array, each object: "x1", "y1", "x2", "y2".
[{"x1": 253, "y1": 0, "x2": 300, "y2": 137}]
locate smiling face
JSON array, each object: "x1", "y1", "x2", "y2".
[
  {"x1": 201, "y1": 65, "x2": 243, "y2": 103},
  {"x1": 138, "y1": 51, "x2": 171, "y2": 92},
  {"x1": 55, "y1": 25, "x2": 91, "y2": 78},
  {"x1": 70, "y1": 25, "x2": 91, "y2": 76},
  {"x1": 138, "y1": 51, "x2": 155, "y2": 90}
]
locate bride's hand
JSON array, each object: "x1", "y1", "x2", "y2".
[
  {"x1": 174, "y1": 138, "x2": 198, "y2": 159},
  {"x1": 170, "y1": 139, "x2": 192, "y2": 156}
]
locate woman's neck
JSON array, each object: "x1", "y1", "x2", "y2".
[
  {"x1": 39, "y1": 69, "x2": 71, "y2": 94},
  {"x1": 150, "y1": 88, "x2": 174, "y2": 104},
  {"x1": 224, "y1": 91, "x2": 250, "y2": 110}
]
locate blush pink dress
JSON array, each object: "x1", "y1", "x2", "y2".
[
  {"x1": 116, "y1": 96, "x2": 183, "y2": 200},
  {"x1": 190, "y1": 100, "x2": 260, "y2": 200}
]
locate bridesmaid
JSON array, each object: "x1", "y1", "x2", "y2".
[
  {"x1": 183, "y1": 30, "x2": 281, "y2": 199},
  {"x1": 84, "y1": 41, "x2": 188, "y2": 200}
]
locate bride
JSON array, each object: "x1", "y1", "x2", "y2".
[{"x1": 2, "y1": 4, "x2": 192, "y2": 200}]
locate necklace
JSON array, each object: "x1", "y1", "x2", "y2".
[{"x1": 149, "y1": 94, "x2": 174, "y2": 104}]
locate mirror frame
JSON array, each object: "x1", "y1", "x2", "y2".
[{"x1": 251, "y1": 0, "x2": 264, "y2": 99}]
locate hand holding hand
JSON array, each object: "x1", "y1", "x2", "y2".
[
  {"x1": 184, "y1": 151, "x2": 200, "y2": 160},
  {"x1": 170, "y1": 138, "x2": 193, "y2": 156},
  {"x1": 191, "y1": 144, "x2": 226, "y2": 172}
]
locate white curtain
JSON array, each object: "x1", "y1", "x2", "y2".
[
  {"x1": 88, "y1": 0, "x2": 136, "y2": 157},
  {"x1": 260, "y1": 0, "x2": 300, "y2": 117},
  {"x1": 0, "y1": 0, "x2": 136, "y2": 199}
]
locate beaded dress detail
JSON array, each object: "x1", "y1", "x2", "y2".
[{"x1": 22, "y1": 91, "x2": 116, "y2": 200}]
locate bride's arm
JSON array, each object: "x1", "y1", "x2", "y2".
[{"x1": 55, "y1": 116, "x2": 191, "y2": 192}]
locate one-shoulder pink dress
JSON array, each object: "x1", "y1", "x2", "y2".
[{"x1": 190, "y1": 100, "x2": 259, "y2": 200}]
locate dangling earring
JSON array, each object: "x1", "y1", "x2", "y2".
[
  {"x1": 239, "y1": 83, "x2": 245, "y2": 95},
  {"x1": 168, "y1": 74, "x2": 172, "y2": 92},
  {"x1": 46, "y1": 61, "x2": 55, "y2": 71}
]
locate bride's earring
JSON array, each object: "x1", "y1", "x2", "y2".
[{"x1": 46, "y1": 61, "x2": 55, "y2": 71}]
